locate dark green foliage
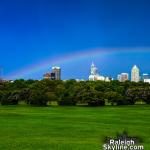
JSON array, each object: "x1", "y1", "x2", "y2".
[
  {"x1": 104, "y1": 91, "x2": 118, "y2": 105},
  {"x1": 126, "y1": 87, "x2": 141, "y2": 105},
  {"x1": 0, "y1": 90, "x2": 4, "y2": 102},
  {"x1": 87, "y1": 98, "x2": 105, "y2": 106},
  {"x1": 19, "y1": 88, "x2": 31, "y2": 101},
  {"x1": 28, "y1": 90, "x2": 49, "y2": 106},
  {"x1": 78, "y1": 89, "x2": 105, "y2": 106},
  {"x1": 46, "y1": 92, "x2": 57, "y2": 101},
  {"x1": 57, "y1": 89, "x2": 77, "y2": 106},
  {"x1": 1, "y1": 79, "x2": 150, "y2": 106},
  {"x1": 140, "y1": 87, "x2": 150, "y2": 104},
  {"x1": 1, "y1": 91, "x2": 19, "y2": 105},
  {"x1": 58, "y1": 97, "x2": 77, "y2": 106}
]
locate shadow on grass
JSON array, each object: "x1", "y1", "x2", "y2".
[{"x1": 103, "y1": 130, "x2": 144, "y2": 144}]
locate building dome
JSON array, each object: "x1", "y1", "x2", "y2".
[
  {"x1": 89, "y1": 74, "x2": 95, "y2": 81},
  {"x1": 89, "y1": 62, "x2": 112, "y2": 82},
  {"x1": 96, "y1": 76, "x2": 105, "y2": 81}
]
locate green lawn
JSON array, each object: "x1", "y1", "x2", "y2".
[{"x1": 0, "y1": 105, "x2": 149, "y2": 150}]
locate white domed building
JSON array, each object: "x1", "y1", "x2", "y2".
[{"x1": 89, "y1": 62, "x2": 106, "y2": 81}]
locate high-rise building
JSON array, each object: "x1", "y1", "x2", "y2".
[
  {"x1": 131, "y1": 65, "x2": 140, "y2": 82},
  {"x1": 52, "y1": 66, "x2": 61, "y2": 80},
  {"x1": 118, "y1": 73, "x2": 129, "y2": 82}
]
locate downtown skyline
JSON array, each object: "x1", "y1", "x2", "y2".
[
  {"x1": 1, "y1": 48, "x2": 150, "y2": 80},
  {"x1": 1, "y1": 53, "x2": 150, "y2": 82}
]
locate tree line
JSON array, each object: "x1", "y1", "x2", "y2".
[{"x1": 0, "y1": 79, "x2": 150, "y2": 106}]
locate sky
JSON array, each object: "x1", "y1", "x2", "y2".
[{"x1": 1, "y1": 0, "x2": 150, "y2": 80}]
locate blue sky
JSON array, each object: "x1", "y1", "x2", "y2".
[{"x1": 1, "y1": 0, "x2": 150, "y2": 80}]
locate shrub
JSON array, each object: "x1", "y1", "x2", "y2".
[
  {"x1": 28, "y1": 90, "x2": 49, "y2": 106},
  {"x1": 0, "y1": 91, "x2": 4, "y2": 102},
  {"x1": 116, "y1": 99, "x2": 131, "y2": 105},
  {"x1": 125, "y1": 88, "x2": 139, "y2": 105},
  {"x1": 140, "y1": 87, "x2": 150, "y2": 104},
  {"x1": 19, "y1": 88, "x2": 31, "y2": 101},
  {"x1": 58, "y1": 96, "x2": 77, "y2": 106},
  {"x1": 103, "y1": 130, "x2": 143, "y2": 144},
  {"x1": 1, "y1": 92, "x2": 19, "y2": 105},
  {"x1": 88, "y1": 98, "x2": 105, "y2": 106}
]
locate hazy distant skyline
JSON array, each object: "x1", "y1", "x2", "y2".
[{"x1": 1, "y1": 0, "x2": 150, "y2": 80}]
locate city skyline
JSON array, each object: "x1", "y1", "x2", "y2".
[
  {"x1": 88, "y1": 62, "x2": 149, "y2": 82},
  {"x1": 2, "y1": 49, "x2": 150, "y2": 80},
  {"x1": 3, "y1": 59, "x2": 150, "y2": 82}
]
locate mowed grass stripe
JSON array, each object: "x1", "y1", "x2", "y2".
[{"x1": 0, "y1": 105, "x2": 149, "y2": 150}]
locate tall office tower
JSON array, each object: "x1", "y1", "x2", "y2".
[
  {"x1": 52, "y1": 66, "x2": 61, "y2": 80},
  {"x1": 131, "y1": 65, "x2": 140, "y2": 82},
  {"x1": 118, "y1": 73, "x2": 129, "y2": 82}
]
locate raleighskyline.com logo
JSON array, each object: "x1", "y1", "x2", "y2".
[{"x1": 103, "y1": 139, "x2": 144, "y2": 150}]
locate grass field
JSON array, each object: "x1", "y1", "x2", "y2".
[{"x1": 0, "y1": 105, "x2": 149, "y2": 150}]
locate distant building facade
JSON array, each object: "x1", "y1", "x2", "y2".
[
  {"x1": 117, "y1": 73, "x2": 129, "y2": 82},
  {"x1": 131, "y1": 65, "x2": 140, "y2": 82},
  {"x1": 89, "y1": 62, "x2": 112, "y2": 82},
  {"x1": 75, "y1": 79, "x2": 85, "y2": 82},
  {"x1": 142, "y1": 74, "x2": 150, "y2": 83},
  {"x1": 52, "y1": 66, "x2": 61, "y2": 80},
  {"x1": 142, "y1": 73, "x2": 149, "y2": 81},
  {"x1": 144, "y1": 79, "x2": 150, "y2": 83},
  {"x1": 43, "y1": 73, "x2": 51, "y2": 79},
  {"x1": 117, "y1": 74, "x2": 121, "y2": 81},
  {"x1": 43, "y1": 66, "x2": 61, "y2": 80},
  {"x1": 50, "y1": 73, "x2": 56, "y2": 80}
]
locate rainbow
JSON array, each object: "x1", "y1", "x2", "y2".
[{"x1": 5, "y1": 47, "x2": 150, "y2": 79}]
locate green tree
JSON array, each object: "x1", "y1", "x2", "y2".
[
  {"x1": 104, "y1": 91, "x2": 123, "y2": 105},
  {"x1": 140, "y1": 87, "x2": 150, "y2": 104},
  {"x1": 28, "y1": 90, "x2": 49, "y2": 106},
  {"x1": 77, "y1": 89, "x2": 105, "y2": 106},
  {"x1": 1, "y1": 91, "x2": 20, "y2": 105},
  {"x1": 125, "y1": 87, "x2": 139, "y2": 105}
]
